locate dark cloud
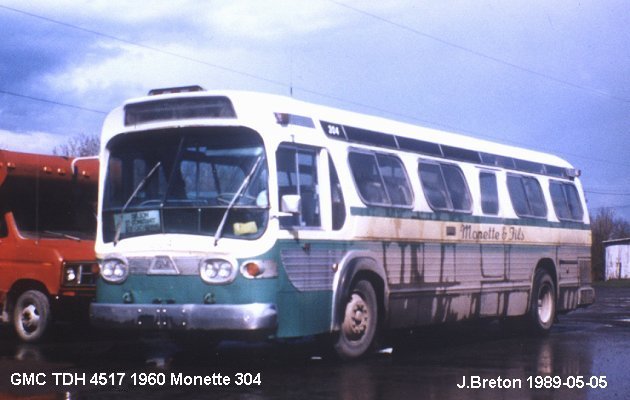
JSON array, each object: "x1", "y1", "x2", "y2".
[{"x1": 0, "y1": 9, "x2": 117, "y2": 134}]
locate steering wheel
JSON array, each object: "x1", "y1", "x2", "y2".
[{"x1": 138, "y1": 199, "x2": 162, "y2": 207}]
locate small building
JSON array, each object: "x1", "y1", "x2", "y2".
[{"x1": 604, "y1": 238, "x2": 630, "y2": 280}]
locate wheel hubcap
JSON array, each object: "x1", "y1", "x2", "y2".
[
  {"x1": 343, "y1": 293, "x2": 369, "y2": 340},
  {"x1": 20, "y1": 304, "x2": 40, "y2": 333},
  {"x1": 537, "y1": 285, "x2": 553, "y2": 325}
]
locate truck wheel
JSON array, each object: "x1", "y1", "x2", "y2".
[
  {"x1": 13, "y1": 290, "x2": 50, "y2": 342},
  {"x1": 527, "y1": 269, "x2": 556, "y2": 334},
  {"x1": 334, "y1": 280, "x2": 378, "y2": 360}
]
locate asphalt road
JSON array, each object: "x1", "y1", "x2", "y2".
[{"x1": 1, "y1": 285, "x2": 628, "y2": 399}]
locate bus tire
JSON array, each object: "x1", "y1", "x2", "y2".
[
  {"x1": 527, "y1": 269, "x2": 556, "y2": 335},
  {"x1": 334, "y1": 279, "x2": 378, "y2": 360},
  {"x1": 13, "y1": 290, "x2": 50, "y2": 342}
]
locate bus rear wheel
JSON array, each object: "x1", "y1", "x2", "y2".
[
  {"x1": 13, "y1": 290, "x2": 50, "y2": 342},
  {"x1": 527, "y1": 269, "x2": 556, "y2": 334},
  {"x1": 334, "y1": 280, "x2": 378, "y2": 360}
]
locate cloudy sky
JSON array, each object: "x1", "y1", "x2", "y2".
[{"x1": 1, "y1": 0, "x2": 629, "y2": 220}]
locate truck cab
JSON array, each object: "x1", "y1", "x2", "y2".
[{"x1": 0, "y1": 150, "x2": 98, "y2": 341}]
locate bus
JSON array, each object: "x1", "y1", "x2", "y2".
[
  {"x1": 90, "y1": 86, "x2": 594, "y2": 359},
  {"x1": 0, "y1": 150, "x2": 98, "y2": 341}
]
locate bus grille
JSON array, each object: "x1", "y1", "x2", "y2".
[{"x1": 280, "y1": 249, "x2": 341, "y2": 291}]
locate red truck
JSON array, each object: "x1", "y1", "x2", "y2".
[{"x1": 0, "y1": 150, "x2": 98, "y2": 342}]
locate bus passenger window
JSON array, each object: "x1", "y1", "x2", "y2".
[
  {"x1": 419, "y1": 161, "x2": 471, "y2": 213},
  {"x1": 349, "y1": 151, "x2": 412, "y2": 207},
  {"x1": 276, "y1": 145, "x2": 320, "y2": 228},
  {"x1": 329, "y1": 158, "x2": 346, "y2": 230},
  {"x1": 418, "y1": 162, "x2": 448, "y2": 210},
  {"x1": 549, "y1": 181, "x2": 584, "y2": 222},
  {"x1": 524, "y1": 177, "x2": 547, "y2": 217},
  {"x1": 507, "y1": 174, "x2": 547, "y2": 218},
  {"x1": 376, "y1": 154, "x2": 413, "y2": 206},
  {"x1": 442, "y1": 164, "x2": 471, "y2": 211},
  {"x1": 479, "y1": 171, "x2": 499, "y2": 215},
  {"x1": 349, "y1": 152, "x2": 388, "y2": 204},
  {"x1": 564, "y1": 183, "x2": 584, "y2": 220}
]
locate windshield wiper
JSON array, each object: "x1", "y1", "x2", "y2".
[
  {"x1": 43, "y1": 230, "x2": 81, "y2": 241},
  {"x1": 214, "y1": 156, "x2": 263, "y2": 246},
  {"x1": 113, "y1": 161, "x2": 161, "y2": 245}
]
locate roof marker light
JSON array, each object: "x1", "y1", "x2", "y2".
[
  {"x1": 566, "y1": 168, "x2": 581, "y2": 178},
  {"x1": 274, "y1": 112, "x2": 290, "y2": 126},
  {"x1": 274, "y1": 113, "x2": 316, "y2": 128},
  {"x1": 148, "y1": 85, "x2": 205, "y2": 96}
]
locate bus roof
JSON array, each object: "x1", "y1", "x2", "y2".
[{"x1": 105, "y1": 89, "x2": 576, "y2": 171}]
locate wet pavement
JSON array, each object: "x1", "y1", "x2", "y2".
[{"x1": 1, "y1": 285, "x2": 629, "y2": 399}]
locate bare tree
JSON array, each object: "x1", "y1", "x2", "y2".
[
  {"x1": 591, "y1": 208, "x2": 630, "y2": 280},
  {"x1": 53, "y1": 133, "x2": 100, "y2": 157}
]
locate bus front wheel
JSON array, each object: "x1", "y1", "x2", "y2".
[
  {"x1": 527, "y1": 269, "x2": 556, "y2": 334},
  {"x1": 334, "y1": 280, "x2": 378, "y2": 360},
  {"x1": 13, "y1": 290, "x2": 50, "y2": 342}
]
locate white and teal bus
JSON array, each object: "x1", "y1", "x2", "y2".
[{"x1": 91, "y1": 86, "x2": 594, "y2": 359}]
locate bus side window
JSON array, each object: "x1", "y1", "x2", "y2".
[
  {"x1": 564, "y1": 183, "x2": 584, "y2": 220},
  {"x1": 506, "y1": 174, "x2": 547, "y2": 218},
  {"x1": 376, "y1": 154, "x2": 413, "y2": 206},
  {"x1": 418, "y1": 161, "x2": 472, "y2": 212},
  {"x1": 349, "y1": 152, "x2": 388, "y2": 205},
  {"x1": 348, "y1": 151, "x2": 413, "y2": 207},
  {"x1": 442, "y1": 164, "x2": 471, "y2": 211},
  {"x1": 479, "y1": 171, "x2": 499, "y2": 215},
  {"x1": 276, "y1": 145, "x2": 320, "y2": 228},
  {"x1": 418, "y1": 162, "x2": 449, "y2": 210},
  {"x1": 329, "y1": 158, "x2": 346, "y2": 230},
  {"x1": 523, "y1": 177, "x2": 547, "y2": 217},
  {"x1": 549, "y1": 181, "x2": 584, "y2": 222}
]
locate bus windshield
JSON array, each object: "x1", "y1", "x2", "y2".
[{"x1": 102, "y1": 127, "x2": 268, "y2": 243}]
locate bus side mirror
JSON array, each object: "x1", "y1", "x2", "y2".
[{"x1": 281, "y1": 194, "x2": 301, "y2": 214}]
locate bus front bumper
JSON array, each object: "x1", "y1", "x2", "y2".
[{"x1": 90, "y1": 303, "x2": 277, "y2": 332}]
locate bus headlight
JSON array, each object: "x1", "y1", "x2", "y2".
[
  {"x1": 100, "y1": 259, "x2": 129, "y2": 284},
  {"x1": 199, "y1": 259, "x2": 235, "y2": 284}
]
